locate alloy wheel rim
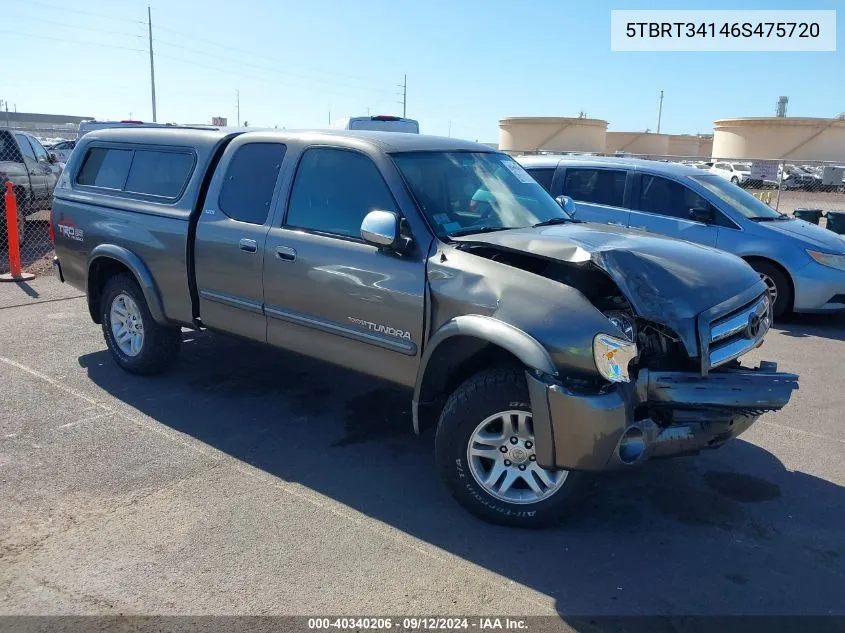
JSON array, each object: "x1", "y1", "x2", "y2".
[
  {"x1": 759, "y1": 273, "x2": 778, "y2": 306},
  {"x1": 110, "y1": 293, "x2": 144, "y2": 357},
  {"x1": 466, "y1": 410, "x2": 568, "y2": 504}
]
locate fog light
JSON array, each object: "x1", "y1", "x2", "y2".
[{"x1": 618, "y1": 427, "x2": 646, "y2": 464}]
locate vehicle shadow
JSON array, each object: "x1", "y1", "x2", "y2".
[
  {"x1": 78, "y1": 333, "x2": 845, "y2": 621},
  {"x1": 775, "y1": 311, "x2": 845, "y2": 342}
]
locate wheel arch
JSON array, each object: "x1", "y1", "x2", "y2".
[
  {"x1": 412, "y1": 315, "x2": 557, "y2": 435},
  {"x1": 742, "y1": 255, "x2": 795, "y2": 311},
  {"x1": 87, "y1": 245, "x2": 168, "y2": 325}
]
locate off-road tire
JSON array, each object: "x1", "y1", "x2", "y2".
[
  {"x1": 435, "y1": 367, "x2": 583, "y2": 528},
  {"x1": 101, "y1": 273, "x2": 181, "y2": 375}
]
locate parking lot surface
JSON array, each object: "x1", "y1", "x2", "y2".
[{"x1": 1, "y1": 278, "x2": 843, "y2": 621}]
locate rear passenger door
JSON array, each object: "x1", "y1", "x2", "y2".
[
  {"x1": 14, "y1": 133, "x2": 45, "y2": 209},
  {"x1": 627, "y1": 173, "x2": 718, "y2": 246},
  {"x1": 559, "y1": 167, "x2": 629, "y2": 226},
  {"x1": 194, "y1": 142, "x2": 287, "y2": 342}
]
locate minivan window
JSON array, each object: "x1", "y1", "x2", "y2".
[
  {"x1": 526, "y1": 168, "x2": 555, "y2": 193},
  {"x1": 691, "y1": 174, "x2": 783, "y2": 220},
  {"x1": 638, "y1": 175, "x2": 709, "y2": 219},
  {"x1": 15, "y1": 134, "x2": 37, "y2": 161},
  {"x1": 124, "y1": 150, "x2": 194, "y2": 198},
  {"x1": 286, "y1": 148, "x2": 397, "y2": 239},
  {"x1": 562, "y1": 168, "x2": 625, "y2": 207},
  {"x1": 77, "y1": 148, "x2": 133, "y2": 189},
  {"x1": 219, "y1": 143, "x2": 286, "y2": 225},
  {"x1": 29, "y1": 137, "x2": 50, "y2": 162}
]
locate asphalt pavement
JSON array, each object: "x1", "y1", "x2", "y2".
[{"x1": 0, "y1": 277, "x2": 843, "y2": 624}]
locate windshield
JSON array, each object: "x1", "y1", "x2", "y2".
[
  {"x1": 691, "y1": 174, "x2": 784, "y2": 219},
  {"x1": 392, "y1": 152, "x2": 569, "y2": 238}
]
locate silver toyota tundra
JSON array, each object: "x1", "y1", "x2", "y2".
[{"x1": 51, "y1": 127, "x2": 798, "y2": 527}]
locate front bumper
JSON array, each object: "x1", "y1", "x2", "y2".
[
  {"x1": 527, "y1": 363, "x2": 799, "y2": 472},
  {"x1": 791, "y1": 259, "x2": 845, "y2": 313}
]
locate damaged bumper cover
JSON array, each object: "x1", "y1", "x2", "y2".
[{"x1": 526, "y1": 364, "x2": 799, "y2": 472}]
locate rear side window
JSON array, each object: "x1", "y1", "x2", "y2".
[
  {"x1": 77, "y1": 148, "x2": 133, "y2": 189},
  {"x1": 124, "y1": 151, "x2": 194, "y2": 198},
  {"x1": 638, "y1": 175, "x2": 709, "y2": 219},
  {"x1": 76, "y1": 147, "x2": 195, "y2": 198},
  {"x1": 562, "y1": 168, "x2": 626, "y2": 207},
  {"x1": 286, "y1": 148, "x2": 397, "y2": 239},
  {"x1": 218, "y1": 143, "x2": 287, "y2": 225},
  {"x1": 525, "y1": 168, "x2": 555, "y2": 192}
]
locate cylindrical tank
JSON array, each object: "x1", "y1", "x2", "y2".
[
  {"x1": 605, "y1": 132, "x2": 670, "y2": 156},
  {"x1": 498, "y1": 117, "x2": 608, "y2": 153},
  {"x1": 698, "y1": 136, "x2": 713, "y2": 159},
  {"x1": 667, "y1": 135, "x2": 700, "y2": 157},
  {"x1": 713, "y1": 117, "x2": 845, "y2": 161}
]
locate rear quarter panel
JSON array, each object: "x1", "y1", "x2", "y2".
[{"x1": 52, "y1": 133, "x2": 225, "y2": 327}]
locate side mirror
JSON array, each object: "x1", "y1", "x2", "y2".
[
  {"x1": 689, "y1": 206, "x2": 714, "y2": 223},
  {"x1": 555, "y1": 195, "x2": 576, "y2": 215},
  {"x1": 361, "y1": 210, "x2": 410, "y2": 251}
]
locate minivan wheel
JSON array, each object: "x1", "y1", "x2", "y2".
[
  {"x1": 731, "y1": 176, "x2": 739, "y2": 185},
  {"x1": 435, "y1": 367, "x2": 582, "y2": 528},
  {"x1": 749, "y1": 261, "x2": 791, "y2": 318},
  {"x1": 101, "y1": 273, "x2": 181, "y2": 375}
]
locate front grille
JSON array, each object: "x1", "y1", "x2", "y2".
[{"x1": 707, "y1": 294, "x2": 771, "y2": 370}]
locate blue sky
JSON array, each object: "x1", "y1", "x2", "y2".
[{"x1": 1, "y1": 0, "x2": 842, "y2": 141}]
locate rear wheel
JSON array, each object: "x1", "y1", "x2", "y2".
[
  {"x1": 731, "y1": 176, "x2": 739, "y2": 185},
  {"x1": 435, "y1": 367, "x2": 583, "y2": 528},
  {"x1": 101, "y1": 273, "x2": 181, "y2": 375},
  {"x1": 749, "y1": 260, "x2": 792, "y2": 319}
]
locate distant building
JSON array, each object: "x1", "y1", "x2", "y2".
[
  {"x1": 0, "y1": 111, "x2": 94, "y2": 140},
  {"x1": 212, "y1": 116, "x2": 228, "y2": 126}
]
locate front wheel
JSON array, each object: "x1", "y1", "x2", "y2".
[
  {"x1": 731, "y1": 176, "x2": 740, "y2": 185},
  {"x1": 749, "y1": 260, "x2": 792, "y2": 319},
  {"x1": 101, "y1": 273, "x2": 181, "y2": 375},
  {"x1": 435, "y1": 367, "x2": 583, "y2": 528}
]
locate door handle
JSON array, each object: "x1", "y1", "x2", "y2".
[
  {"x1": 275, "y1": 246, "x2": 297, "y2": 262},
  {"x1": 239, "y1": 238, "x2": 258, "y2": 253}
]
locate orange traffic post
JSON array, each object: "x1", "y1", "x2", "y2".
[{"x1": 1, "y1": 181, "x2": 35, "y2": 282}]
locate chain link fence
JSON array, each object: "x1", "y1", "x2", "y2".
[{"x1": 1, "y1": 127, "x2": 66, "y2": 276}]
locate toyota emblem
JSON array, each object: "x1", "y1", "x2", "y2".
[{"x1": 746, "y1": 313, "x2": 761, "y2": 338}]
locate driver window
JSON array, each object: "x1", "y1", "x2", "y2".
[
  {"x1": 286, "y1": 148, "x2": 398, "y2": 239},
  {"x1": 639, "y1": 175, "x2": 709, "y2": 219}
]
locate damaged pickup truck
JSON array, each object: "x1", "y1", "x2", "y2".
[{"x1": 52, "y1": 128, "x2": 798, "y2": 527}]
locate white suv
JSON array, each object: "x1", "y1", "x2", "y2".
[{"x1": 710, "y1": 161, "x2": 751, "y2": 185}]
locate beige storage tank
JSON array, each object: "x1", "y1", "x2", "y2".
[
  {"x1": 605, "y1": 131, "x2": 670, "y2": 155},
  {"x1": 713, "y1": 117, "x2": 845, "y2": 161},
  {"x1": 498, "y1": 117, "x2": 608, "y2": 153},
  {"x1": 698, "y1": 136, "x2": 713, "y2": 159},
  {"x1": 667, "y1": 135, "x2": 700, "y2": 157}
]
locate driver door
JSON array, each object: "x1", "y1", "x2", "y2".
[
  {"x1": 263, "y1": 147, "x2": 426, "y2": 387},
  {"x1": 627, "y1": 174, "x2": 718, "y2": 246}
]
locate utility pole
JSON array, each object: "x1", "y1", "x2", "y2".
[
  {"x1": 397, "y1": 75, "x2": 407, "y2": 118},
  {"x1": 236, "y1": 90, "x2": 240, "y2": 126},
  {"x1": 656, "y1": 90, "x2": 664, "y2": 134},
  {"x1": 448, "y1": 120, "x2": 452, "y2": 137},
  {"x1": 148, "y1": 6, "x2": 157, "y2": 122}
]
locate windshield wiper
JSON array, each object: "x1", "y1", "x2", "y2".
[
  {"x1": 750, "y1": 215, "x2": 791, "y2": 222},
  {"x1": 532, "y1": 216, "x2": 578, "y2": 228},
  {"x1": 448, "y1": 226, "x2": 513, "y2": 237}
]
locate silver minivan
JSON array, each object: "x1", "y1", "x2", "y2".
[{"x1": 517, "y1": 155, "x2": 845, "y2": 318}]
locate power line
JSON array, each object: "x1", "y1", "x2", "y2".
[
  {"x1": 4, "y1": 12, "x2": 145, "y2": 38},
  {"x1": 10, "y1": 0, "x2": 145, "y2": 24},
  {"x1": 11, "y1": 0, "x2": 396, "y2": 95},
  {"x1": 0, "y1": 28, "x2": 146, "y2": 53},
  {"x1": 152, "y1": 37, "x2": 396, "y2": 96}
]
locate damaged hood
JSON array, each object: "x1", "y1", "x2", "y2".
[{"x1": 452, "y1": 222, "x2": 763, "y2": 330}]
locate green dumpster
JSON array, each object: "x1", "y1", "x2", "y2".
[
  {"x1": 793, "y1": 208, "x2": 824, "y2": 224},
  {"x1": 825, "y1": 210, "x2": 845, "y2": 235}
]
